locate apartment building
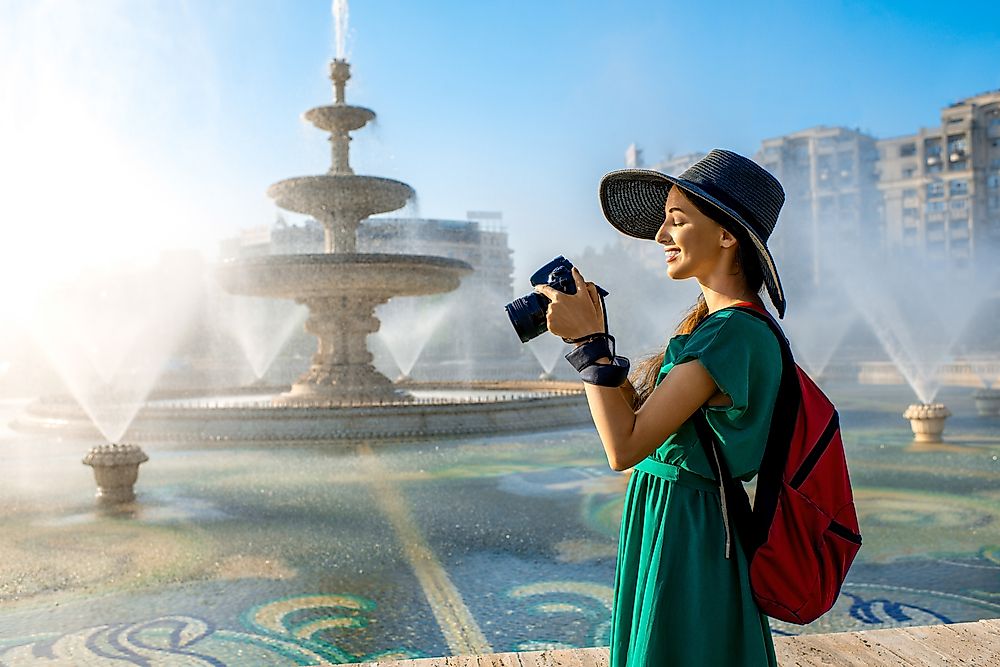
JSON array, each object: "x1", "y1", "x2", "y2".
[
  {"x1": 877, "y1": 90, "x2": 1000, "y2": 268},
  {"x1": 756, "y1": 127, "x2": 881, "y2": 287}
]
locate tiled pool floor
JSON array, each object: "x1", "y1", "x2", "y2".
[{"x1": 0, "y1": 384, "x2": 997, "y2": 664}]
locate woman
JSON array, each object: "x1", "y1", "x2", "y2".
[{"x1": 535, "y1": 150, "x2": 786, "y2": 666}]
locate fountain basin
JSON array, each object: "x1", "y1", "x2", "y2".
[
  {"x1": 903, "y1": 403, "x2": 952, "y2": 443},
  {"x1": 304, "y1": 104, "x2": 375, "y2": 132},
  {"x1": 13, "y1": 382, "x2": 591, "y2": 443},
  {"x1": 972, "y1": 388, "x2": 1000, "y2": 417},
  {"x1": 217, "y1": 254, "x2": 472, "y2": 299},
  {"x1": 267, "y1": 175, "x2": 414, "y2": 219}
]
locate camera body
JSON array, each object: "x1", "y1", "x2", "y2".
[{"x1": 505, "y1": 256, "x2": 608, "y2": 343}]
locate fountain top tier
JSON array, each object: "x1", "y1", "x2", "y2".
[{"x1": 270, "y1": 59, "x2": 414, "y2": 254}]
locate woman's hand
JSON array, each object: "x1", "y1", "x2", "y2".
[{"x1": 533, "y1": 266, "x2": 605, "y2": 341}]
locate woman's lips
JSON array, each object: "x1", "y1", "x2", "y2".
[{"x1": 665, "y1": 249, "x2": 680, "y2": 263}]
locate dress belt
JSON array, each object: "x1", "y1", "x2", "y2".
[{"x1": 632, "y1": 458, "x2": 719, "y2": 493}]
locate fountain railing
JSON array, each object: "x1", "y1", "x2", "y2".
[{"x1": 857, "y1": 360, "x2": 1000, "y2": 388}]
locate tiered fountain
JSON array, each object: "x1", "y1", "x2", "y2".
[
  {"x1": 12, "y1": 32, "x2": 590, "y2": 443},
  {"x1": 217, "y1": 58, "x2": 471, "y2": 405}
]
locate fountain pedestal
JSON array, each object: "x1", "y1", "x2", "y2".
[
  {"x1": 903, "y1": 403, "x2": 952, "y2": 443},
  {"x1": 82, "y1": 443, "x2": 149, "y2": 503},
  {"x1": 972, "y1": 388, "x2": 1000, "y2": 417},
  {"x1": 282, "y1": 293, "x2": 406, "y2": 403}
]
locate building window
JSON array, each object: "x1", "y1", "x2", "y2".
[
  {"x1": 838, "y1": 193, "x2": 858, "y2": 209},
  {"x1": 926, "y1": 200, "x2": 946, "y2": 212},
  {"x1": 927, "y1": 182, "x2": 945, "y2": 198},
  {"x1": 988, "y1": 173, "x2": 1000, "y2": 189},
  {"x1": 947, "y1": 134, "x2": 968, "y2": 155},
  {"x1": 899, "y1": 143, "x2": 917, "y2": 157},
  {"x1": 902, "y1": 188, "x2": 918, "y2": 198},
  {"x1": 902, "y1": 166, "x2": 917, "y2": 178},
  {"x1": 949, "y1": 159, "x2": 968, "y2": 172},
  {"x1": 817, "y1": 154, "x2": 834, "y2": 183},
  {"x1": 903, "y1": 207, "x2": 919, "y2": 218},
  {"x1": 949, "y1": 180, "x2": 969, "y2": 196},
  {"x1": 950, "y1": 198, "x2": 968, "y2": 210},
  {"x1": 946, "y1": 116, "x2": 964, "y2": 125},
  {"x1": 925, "y1": 139, "x2": 942, "y2": 156}
]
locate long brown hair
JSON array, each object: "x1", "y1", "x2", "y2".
[{"x1": 627, "y1": 194, "x2": 764, "y2": 409}]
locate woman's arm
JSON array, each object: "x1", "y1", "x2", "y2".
[
  {"x1": 618, "y1": 379, "x2": 639, "y2": 410},
  {"x1": 536, "y1": 267, "x2": 717, "y2": 471},
  {"x1": 582, "y1": 361, "x2": 716, "y2": 470}
]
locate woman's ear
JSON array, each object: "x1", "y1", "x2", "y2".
[{"x1": 720, "y1": 228, "x2": 738, "y2": 249}]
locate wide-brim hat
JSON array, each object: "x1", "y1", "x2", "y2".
[{"x1": 599, "y1": 149, "x2": 787, "y2": 318}]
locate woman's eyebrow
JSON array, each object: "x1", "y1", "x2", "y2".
[{"x1": 667, "y1": 206, "x2": 685, "y2": 213}]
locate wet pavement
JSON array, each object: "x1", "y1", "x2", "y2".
[{"x1": 0, "y1": 383, "x2": 998, "y2": 664}]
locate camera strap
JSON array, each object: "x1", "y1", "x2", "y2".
[{"x1": 563, "y1": 292, "x2": 630, "y2": 387}]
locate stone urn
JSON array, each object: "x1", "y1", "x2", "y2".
[
  {"x1": 902, "y1": 403, "x2": 952, "y2": 443},
  {"x1": 82, "y1": 443, "x2": 149, "y2": 503},
  {"x1": 972, "y1": 388, "x2": 1000, "y2": 417}
]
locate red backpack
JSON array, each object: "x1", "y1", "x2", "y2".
[{"x1": 693, "y1": 304, "x2": 862, "y2": 625}]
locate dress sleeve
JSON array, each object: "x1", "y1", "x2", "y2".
[{"x1": 671, "y1": 311, "x2": 755, "y2": 419}]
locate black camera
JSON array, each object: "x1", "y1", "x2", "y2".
[{"x1": 505, "y1": 256, "x2": 608, "y2": 343}]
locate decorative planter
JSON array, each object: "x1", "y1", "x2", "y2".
[
  {"x1": 972, "y1": 388, "x2": 1000, "y2": 417},
  {"x1": 902, "y1": 403, "x2": 952, "y2": 443},
  {"x1": 82, "y1": 443, "x2": 149, "y2": 503}
]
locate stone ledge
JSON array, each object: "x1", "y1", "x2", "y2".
[{"x1": 346, "y1": 618, "x2": 1000, "y2": 666}]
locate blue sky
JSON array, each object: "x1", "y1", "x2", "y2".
[{"x1": 2, "y1": 0, "x2": 999, "y2": 298}]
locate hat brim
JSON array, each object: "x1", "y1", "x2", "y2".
[{"x1": 599, "y1": 169, "x2": 786, "y2": 318}]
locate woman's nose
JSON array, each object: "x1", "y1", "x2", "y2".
[{"x1": 654, "y1": 222, "x2": 671, "y2": 244}]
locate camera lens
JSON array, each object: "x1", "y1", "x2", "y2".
[{"x1": 505, "y1": 293, "x2": 550, "y2": 343}]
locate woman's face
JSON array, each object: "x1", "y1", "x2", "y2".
[{"x1": 655, "y1": 187, "x2": 734, "y2": 281}]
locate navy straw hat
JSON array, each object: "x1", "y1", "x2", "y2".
[{"x1": 599, "y1": 149, "x2": 787, "y2": 317}]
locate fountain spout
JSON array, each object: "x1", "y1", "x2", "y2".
[
  {"x1": 330, "y1": 59, "x2": 350, "y2": 104},
  {"x1": 327, "y1": 59, "x2": 355, "y2": 175}
]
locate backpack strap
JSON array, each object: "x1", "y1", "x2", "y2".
[
  {"x1": 688, "y1": 305, "x2": 801, "y2": 559},
  {"x1": 727, "y1": 306, "x2": 803, "y2": 556}
]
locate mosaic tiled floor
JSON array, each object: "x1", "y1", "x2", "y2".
[{"x1": 0, "y1": 383, "x2": 998, "y2": 664}]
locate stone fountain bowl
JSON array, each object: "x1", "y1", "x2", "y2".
[
  {"x1": 217, "y1": 254, "x2": 473, "y2": 300},
  {"x1": 13, "y1": 381, "x2": 591, "y2": 443},
  {"x1": 268, "y1": 175, "x2": 415, "y2": 219},
  {"x1": 304, "y1": 104, "x2": 376, "y2": 132}
]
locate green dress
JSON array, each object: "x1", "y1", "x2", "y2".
[{"x1": 609, "y1": 308, "x2": 782, "y2": 667}]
